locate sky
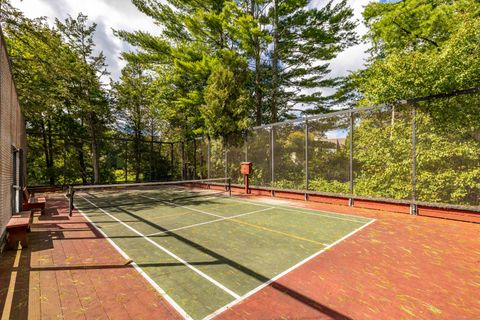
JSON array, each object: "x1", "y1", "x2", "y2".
[{"x1": 11, "y1": 0, "x2": 374, "y2": 81}]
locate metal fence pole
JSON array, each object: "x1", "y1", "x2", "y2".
[
  {"x1": 193, "y1": 139, "x2": 197, "y2": 179},
  {"x1": 181, "y1": 142, "x2": 185, "y2": 180},
  {"x1": 305, "y1": 117, "x2": 309, "y2": 200},
  {"x1": 207, "y1": 138, "x2": 211, "y2": 179},
  {"x1": 349, "y1": 111, "x2": 354, "y2": 206},
  {"x1": 244, "y1": 132, "x2": 248, "y2": 162},
  {"x1": 63, "y1": 139, "x2": 67, "y2": 186},
  {"x1": 224, "y1": 140, "x2": 228, "y2": 182},
  {"x1": 411, "y1": 104, "x2": 418, "y2": 215},
  {"x1": 170, "y1": 143, "x2": 174, "y2": 178},
  {"x1": 271, "y1": 126, "x2": 275, "y2": 194},
  {"x1": 125, "y1": 141, "x2": 128, "y2": 183}
]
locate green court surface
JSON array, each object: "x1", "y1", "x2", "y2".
[{"x1": 75, "y1": 188, "x2": 374, "y2": 320}]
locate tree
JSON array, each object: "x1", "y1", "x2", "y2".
[
  {"x1": 202, "y1": 50, "x2": 250, "y2": 141},
  {"x1": 348, "y1": 0, "x2": 480, "y2": 205},
  {"x1": 1, "y1": 2, "x2": 84, "y2": 185},
  {"x1": 118, "y1": 0, "x2": 358, "y2": 132},
  {"x1": 56, "y1": 13, "x2": 110, "y2": 184},
  {"x1": 112, "y1": 62, "x2": 153, "y2": 182},
  {"x1": 267, "y1": 0, "x2": 357, "y2": 120}
]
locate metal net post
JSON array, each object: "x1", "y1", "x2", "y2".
[{"x1": 68, "y1": 185, "x2": 74, "y2": 216}]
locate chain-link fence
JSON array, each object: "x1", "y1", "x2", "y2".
[
  {"x1": 26, "y1": 88, "x2": 480, "y2": 210},
  {"x1": 206, "y1": 88, "x2": 480, "y2": 209}
]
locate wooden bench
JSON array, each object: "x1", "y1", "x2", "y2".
[
  {"x1": 22, "y1": 187, "x2": 46, "y2": 214},
  {"x1": 6, "y1": 211, "x2": 33, "y2": 249}
]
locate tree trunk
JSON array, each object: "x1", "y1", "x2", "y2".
[
  {"x1": 88, "y1": 111, "x2": 101, "y2": 184},
  {"x1": 40, "y1": 120, "x2": 54, "y2": 185},
  {"x1": 271, "y1": 0, "x2": 279, "y2": 123},
  {"x1": 134, "y1": 131, "x2": 141, "y2": 182},
  {"x1": 46, "y1": 120, "x2": 55, "y2": 185},
  {"x1": 76, "y1": 140, "x2": 88, "y2": 184}
]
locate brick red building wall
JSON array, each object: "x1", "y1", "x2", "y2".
[{"x1": 0, "y1": 28, "x2": 26, "y2": 238}]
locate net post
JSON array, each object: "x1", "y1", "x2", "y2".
[
  {"x1": 228, "y1": 178, "x2": 232, "y2": 197},
  {"x1": 68, "y1": 185, "x2": 74, "y2": 216}
]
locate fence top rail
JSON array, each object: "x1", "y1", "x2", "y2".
[{"x1": 251, "y1": 86, "x2": 480, "y2": 130}]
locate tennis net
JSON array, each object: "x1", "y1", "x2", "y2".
[{"x1": 68, "y1": 178, "x2": 232, "y2": 216}]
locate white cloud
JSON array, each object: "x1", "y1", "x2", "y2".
[
  {"x1": 327, "y1": 0, "x2": 374, "y2": 78},
  {"x1": 11, "y1": 0, "x2": 158, "y2": 79}
]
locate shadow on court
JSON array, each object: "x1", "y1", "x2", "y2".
[{"x1": 110, "y1": 205, "x2": 352, "y2": 319}]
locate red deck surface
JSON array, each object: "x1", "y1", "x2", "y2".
[
  {"x1": 217, "y1": 196, "x2": 480, "y2": 319},
  {"x1": 1, "y1": 193, "x2": 479, "y2": 319},
  {"x1": 0, "y1": 195, "x2": 182, "y2": 320}
]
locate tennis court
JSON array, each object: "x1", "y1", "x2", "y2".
[{"x1": 70, "y1": 179, "x2": 375, "y2": 320}]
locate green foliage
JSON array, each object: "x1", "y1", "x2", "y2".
[
  {"x1": 309, "y1": 179, "x2": 349, "y2": 194},
  {"x1": 353, "y1": 107, "x2": 413, "y2": 200},
  {"x1": 2, "y1": 2, "x2": 110, "y2": 185},
  {"x1": 202, "y1": 51, "x2": 251, "y2": 140},
  {"x1": 348, "y1": 0, "x2": 480, "y2": 206}
]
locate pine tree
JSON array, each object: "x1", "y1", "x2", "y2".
[{"x1": 56, "y1": 14, "x2": 110, "y2": 184}]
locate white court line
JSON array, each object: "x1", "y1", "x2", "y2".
[
  {"x1": 79, "y1": 195, "x2": 241, "y2": 300},
  {"x1": 142, "y1": 194, "x2": 365, "y2": 225},
  {"x1": 203, "y1": 218, "x2": 377, "y2": 320},
  {"x1": 221, "y1": 196, "x2": 372, "y2": 223},
  {"x1": 141, "y1": 195, "x2": 227, "y2": 219},
  {"x1": 146, "y1": 207, "x2": 275, "y2": 237},
  {"x1": 67, "y1": 196, "x2": 193, "y2": 320}
]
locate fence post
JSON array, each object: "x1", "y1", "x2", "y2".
[
  {"x1": 244, "y1": 132, "x2": 248, "y2": 162},
  {"x1": 411, "y1": 104, "x2": 418, "y2": 215},
  {"x1": 181, "y1": 142, "x2": 186, "y2": 180},
  {"x1": 193, "y1": 139, "x2": 197, "y2": 179},
  {"x1": 63, "y1": 139, "x2": 67, "y2": 186},
  {"x1": 150, "y1": 137, "x2": 154, "y2": 182},
  {"x1": 349, "y1": 110, "x2": 354, "y2": 207},
  {"x1": 125, "y1": 140, "x2": 128, "y2": 183},
  {"x1": 224, "y1": 139, "x2": 228, "y2": 183},
  {"x1": 207, "y1": 137, "x2": 211, "y2": 179},
  {"x1": 305, "y1": 117, "x2": 309, "y2": 201},
  {"x1": 271, "y1": 126, "x2": 275, "y2": 196},
  {"x1": 170, "y1": 143, "x2": 174, "y2": 178}
]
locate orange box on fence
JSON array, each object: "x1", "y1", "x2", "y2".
[{"x1": 241, "y1": 162, "x2": 252, "y2": 175}]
